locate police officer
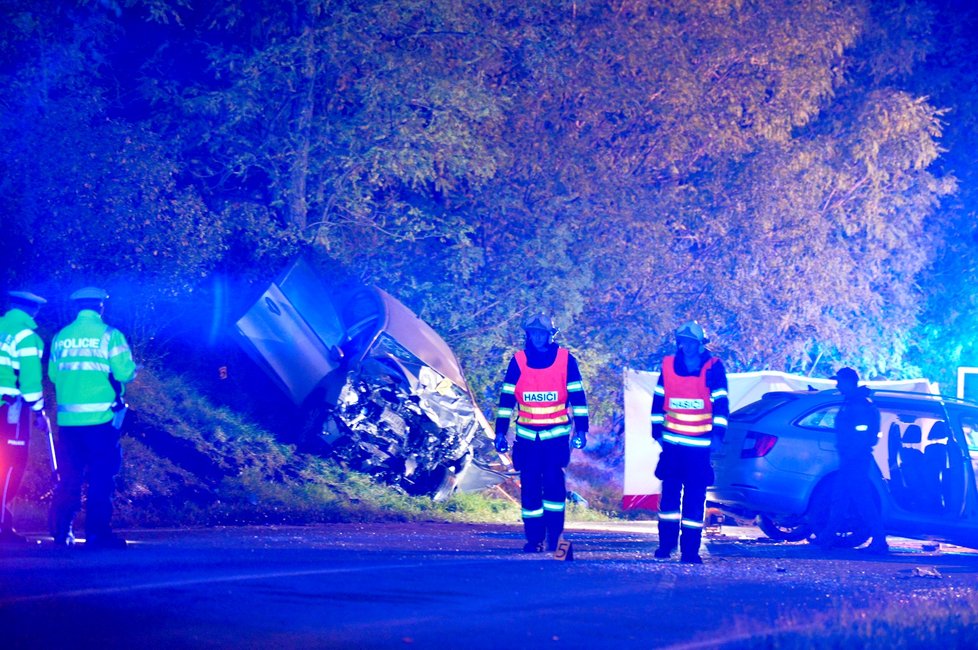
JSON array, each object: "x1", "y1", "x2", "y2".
[
  {"x1": 494, "y1": 312, "x2": 589, "y2": 552},
  {"x1": 0, "y1": 290, "x2": 49, "y2": 543},
  {"x1": 49, "y1": 288, "x2": 137, "y2": 549},
  {"x1": 651, "y1": 321, "x2": 729, "y2": 563},
  {"x1": 816, "y1": 367, "x2": 888, "y2": 553}
]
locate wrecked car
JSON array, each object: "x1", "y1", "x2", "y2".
[
  {"x1": 710, "y1": 389, "x2": 978, "y2": 549},
  {"x1": 234, "y1": 258, "x2": 495, "y2": 499}
]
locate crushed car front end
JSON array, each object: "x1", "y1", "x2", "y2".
[{"x1": 235, "y1": 258, "x2": 495, "y2": 499}]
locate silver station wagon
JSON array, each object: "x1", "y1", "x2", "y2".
[{"x1": 709, "y1": 389, "x2": 978, "y2": 548}]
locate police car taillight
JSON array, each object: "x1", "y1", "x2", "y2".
[{"x1": 741, "y1": 431, "x2": 777, "y2": 458}]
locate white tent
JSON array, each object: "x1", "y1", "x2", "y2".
[{"x1": 622, "y1": 367, "x2": 938, "y2": 511}]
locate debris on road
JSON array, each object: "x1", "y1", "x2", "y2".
[{"x1": 909, "y1": 566, "x2": 942, "y2": 578}]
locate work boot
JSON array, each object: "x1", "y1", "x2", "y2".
[
  {"x1": 522, "y1": 541, "x2": 544, "y2": 553},
  {"x1": 865, "y1": 539, "x2": 889, "y2": 555},
  {"x1": 53, "y1": 531, "x2": 75, "y2": 549},
  {"x1": 51, "y1": 509, "x2": 76, "y2": 547},
  {"x1": 654, "y1": 546, "x2": 675, "y2": 559},
  {"x1": 0, "y1": 527, "x2": 28, "y2": 544},
  {"x1": 544, "y1": 528, "x2": 560, "y2": 552},
  {"x1": 657, "y1": 519, "x2": 680, "y2": 549},
  {"x1": 680, "y1": 528, "x2": 703, "y2": 562},
  {"x1": 814, "y1": 533, "x2": 840, "y2": 550},
  {"x1": 85, "y1": 532, "x2": 128, "y2": 550}
]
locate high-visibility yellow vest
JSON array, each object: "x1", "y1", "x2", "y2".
[
  {"x1": 0, "y1": 308, "x2": 45, "y2": 408},
  {"x1": 49, "y1": 310, "x2": 136, "y2": 426}
]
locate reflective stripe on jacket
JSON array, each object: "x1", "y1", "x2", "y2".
[
  {"x1": 0, "y1": 309, "x2": 45, "y2": 409},
  {"x1": 661, "y1": 355, "x2": 718, "y2": 446},
  {"x1": 49, "y1": 310, "x2": 137, "y2": 426},
  {"x1": 514, "y1": 348, "x2": 570, "y2": 438}
]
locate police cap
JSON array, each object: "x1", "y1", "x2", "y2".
[
  {"x1": 8, "y1": 290, "x2": 47, "y2": 305},
  {"x1": 70, "y1": 287, "x2": 109, "y2": 301}
]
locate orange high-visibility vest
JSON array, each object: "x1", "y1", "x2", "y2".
[
  {"x1": 661, "y1": 355, "x2": 718, "y2": 437},
  {"x1": 514, "y1": 348, "x2": 570, "y2": 427}
]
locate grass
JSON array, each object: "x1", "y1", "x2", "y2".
[
  {"x1": 13, "y1": 367, "x2": 615, "y2": 531},
  {"x1": 714, "y1": 589, "x2": 978, "y2": 648}
]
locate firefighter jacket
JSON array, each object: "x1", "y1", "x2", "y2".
[
  {"x1": 495, "y1": 343, "x2": 588, "y2": 441},
  {"x1": 48, "y1": 310, "x2": 137, "y2": 427},
  {"x1": 651, "y1": 352, "x2": 729, "y2": 448},
  {"x1": 0, "y1": 308, "x2": 45, "y2": 411}
]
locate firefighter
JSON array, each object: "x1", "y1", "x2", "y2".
[
  {"x1": 0, "y1": 290, "x2": 49, "y2": 543},
  {"x1": 650, "y1": 321, "x2": 728, "y2": 564},
  {"x1": 494, "y1": 312, "x2": 589, "y2": 552},
  {"x1": 816, "y1": 367, "x2": 888, "y2": 553},
  {"x1": 48, "y1": 287, "x2": 137, "y2": 549}
]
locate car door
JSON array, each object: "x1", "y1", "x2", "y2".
[
  {"x1": 932, "y1": 404, "x2": 978, "y2": 547},
  {"x1": 235, "y1": 258, "x2": 346, "y2": 405},
  {"x1": 874, "y1": 397, "x2": 978, "y2": 545}
]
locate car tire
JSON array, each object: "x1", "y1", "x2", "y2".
[
  {"x1": 804, "y1": 478, "x2": 872, "y2": 548},
  {"x1": 756, "y1": 514, "x2": 813, "y2": 542}
]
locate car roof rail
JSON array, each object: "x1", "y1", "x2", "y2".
[
  {"x1": 761, "y1": 390, "x2": 804, "y2": 399},
  {"x1": 868, "y1": 389, "x2": 978, "y2": 409}
]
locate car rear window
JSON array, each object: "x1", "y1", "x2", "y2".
[
  {"x1": 796, "y1": 405, "x2": 839, "y2": 430},
  {"x1": 731, "y1": 393, "x2": 796, "y2": 423}
]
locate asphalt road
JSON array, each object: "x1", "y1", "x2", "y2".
[{"x1": 2, "y1": 521, "x2": 977, "y2": 649}]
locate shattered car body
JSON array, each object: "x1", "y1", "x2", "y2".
[{"x1": 234, "y1": 258, "x2": 494, "y2": 499}]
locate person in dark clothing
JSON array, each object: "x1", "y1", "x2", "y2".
[
  {"x1": 650, "y1": 321, "x2": 729, "y2": 564},
  {"x1": 494, "y1": 312, "x2": 589, "y2": 552},
  {"x1": 816, "y1": 367, "x2": 888, "y2": 553}
]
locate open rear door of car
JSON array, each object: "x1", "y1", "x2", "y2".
[{"x1": 235, "y1": 258, "x2": 346, "y2": 405}]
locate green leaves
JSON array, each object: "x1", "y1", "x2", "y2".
[{"x1": 0, "y1": 0, "x2": 962, "y2": 424}]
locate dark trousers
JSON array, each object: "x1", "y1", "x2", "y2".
[
  {"x1": 513, "y1": 436, "x2": 571, "y2": 547},
  {"x1": 50, "y1": 423, "x2": 122, "y2": 540},
  {"x1": 656, "y1": 442, "x2": 713, "y2": 557},
  {"x1": 0, "y1": 401, "x2": 31, "y2": 532},
  {"x1": 823, "y1": 454, "x2": 884, "y2": 541}
]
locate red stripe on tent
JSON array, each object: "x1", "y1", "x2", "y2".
[{"x1": 621, "y1": 494, "x2": 660, "y2": 511}]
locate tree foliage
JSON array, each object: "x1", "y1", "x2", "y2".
[{"x1": 0, "y1": 0, "x2": 961, "y2": 428}]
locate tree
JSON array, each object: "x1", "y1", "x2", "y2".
[
  {"x1": 0, "y1": 0, "x2": 956, "y2": 427},
  {"x1": 902, "y1": 0, "x2": 978, "y2": 389},
  {"x1": 0, "y1": 1, "x2": 226, "y2": 346}
]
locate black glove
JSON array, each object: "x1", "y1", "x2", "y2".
[
  {"x1": 571, "y1": 431, "x2": 587, "y2": 450},
  {"x1": 494, "y1": 435, "x2": 509, "y2": 454},
  {"x1": 651, "y1": 424, "x2": 663, "y2": 441},
  {"x1": 712, "y1": 427, "x2": 726, "y2": 450}
]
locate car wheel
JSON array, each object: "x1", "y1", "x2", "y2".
[
  {"x1": 804, "y1": 478, "x2": 872, "y2": 548},
  {"x1": 756, "y1": 514, "x2": 813, "y2": 542}
]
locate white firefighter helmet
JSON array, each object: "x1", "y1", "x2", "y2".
[
  {"x1": 675, "y1": 320, "x2": 708, "y2": 351},
  {"x1": 523, "y1": 311, "x2": 558, "y2": 336}
]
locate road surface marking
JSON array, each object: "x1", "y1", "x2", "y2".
[{"x1": 0, "y1": 561, "x2": 449, "y2": 605}]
